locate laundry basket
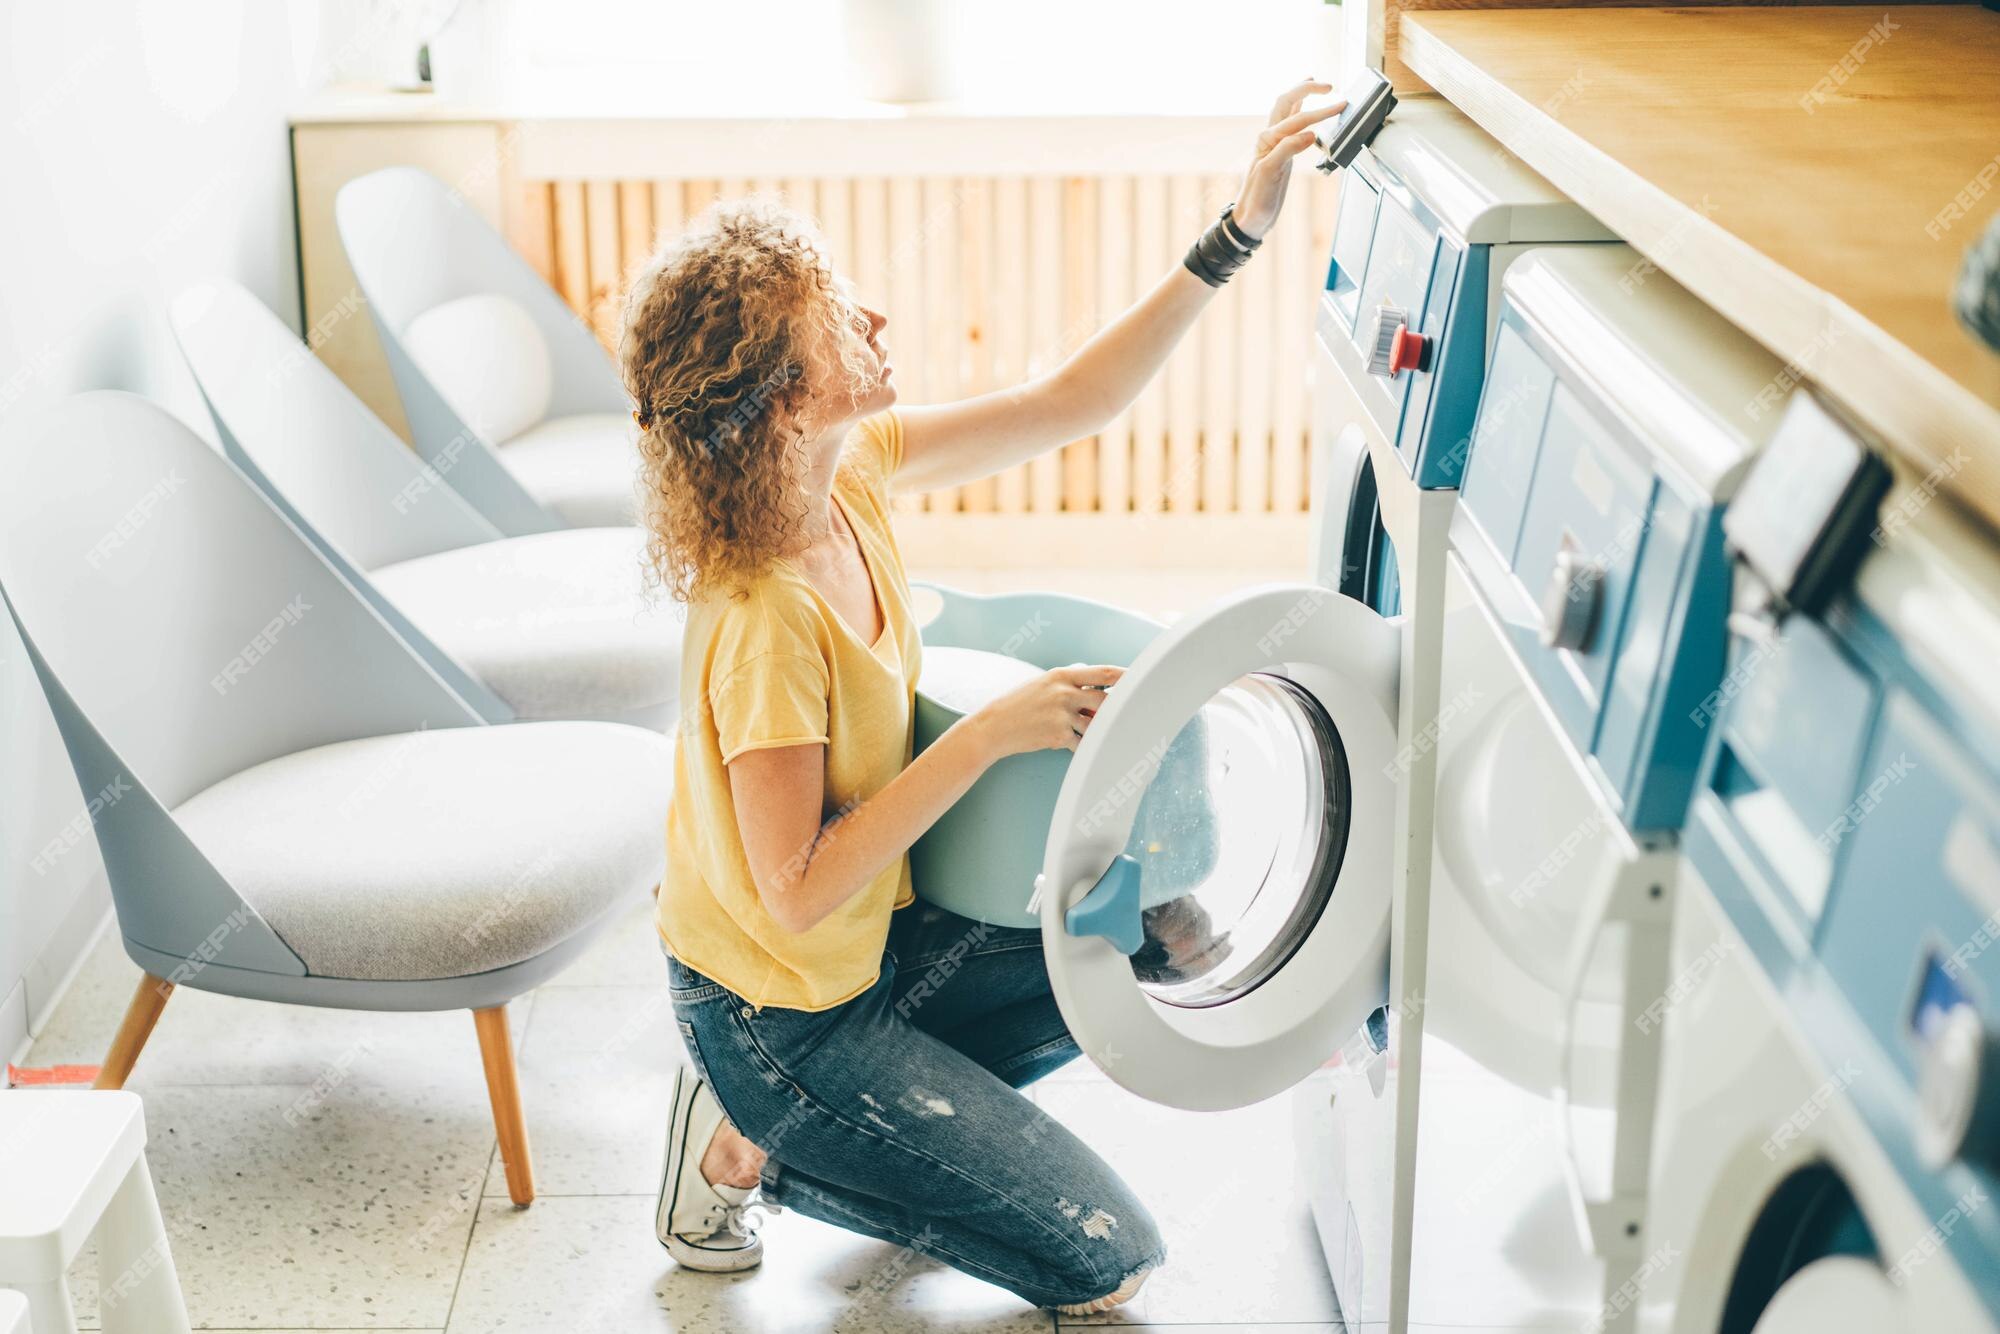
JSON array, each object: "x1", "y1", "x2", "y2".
[{"x1": 910, "y1": 584, "x2": 1219, "y2": 930}]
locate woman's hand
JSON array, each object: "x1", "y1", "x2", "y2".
[
  {"x1": 966, "y1": 665, "x2": 1125, "y2": 759},
  {"x1": 1231, "y1": 80, "x2": 1347, "y2": 241}
]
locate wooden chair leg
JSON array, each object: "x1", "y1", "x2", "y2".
[
  {"x1": 473, "y1": 1006, "x2": 535, "y2": 1206},
  {"x1": 95, "y1": 976, "x2": 174, "y2": 1090}
]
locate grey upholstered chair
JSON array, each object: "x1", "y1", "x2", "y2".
[
  {"x1": 171, "y1": 278, "x2": 683, "y2": 731},
  {"x1": 336, "y1": 166, "x2": 641, "y2": 534},
  {"x1": 0, "y1": 392, "x2": 673, "y2": 1205}
]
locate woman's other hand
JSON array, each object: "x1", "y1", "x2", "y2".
[
  {"x1": 967, "y1": 665, "x2": 1125, "y2": 759},
  {"x1": 1232, "y1": 80, "x2": 1347, "y2": 241}
]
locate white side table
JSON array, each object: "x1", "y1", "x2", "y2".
[
  {"x1": 0, "y1": 1289, "x2": 28, "y2": 1333},
  {"x1": 0, "y1": 1091, "x2": 190, "y2": 1334}
]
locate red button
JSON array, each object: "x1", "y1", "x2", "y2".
[{"x1": 1389, "y1": 326, "x2": 1429, "y2": 376}]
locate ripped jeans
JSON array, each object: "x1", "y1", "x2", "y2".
[{"x1": 667, "y1": 901, "x2": 1166, "y2": 1309}]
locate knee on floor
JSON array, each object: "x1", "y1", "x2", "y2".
[{"x1": 1042, "y1": 1194, "x2": 1165, "y2": 1305}]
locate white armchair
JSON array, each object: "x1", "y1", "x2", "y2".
[
  {"x1": 0, "y1": 393, "x2": 674, "y2": 1206},
  {"x1": 172, "y1": 278, "x2": 683, "y2": 732},
  {"x1": 336, "y1": 166, "x2": 642, "y2": 533}
]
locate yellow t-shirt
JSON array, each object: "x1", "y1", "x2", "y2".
[{"x1": 656, "y1": 411, "x2": 923, "y2": 1011}]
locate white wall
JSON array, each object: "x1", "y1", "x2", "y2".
[{"x1": 0, "y1": 1, "x2": 331, "y2": 1060}]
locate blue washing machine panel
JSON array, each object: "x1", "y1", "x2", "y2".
[
  {"x1": 1318, "y1": 155, "x2": 1487, "y2": 491},
  {"x1": 1820, "y1": 690, "x2": 2000, "y2": 1089},
  {"x1": 1452, "y1": 301, "x2": 1735, "y2": 834},
  {"x1": 1685, "y1": 398, "x2": 2000, "y2": 1323},
  {"x1": 1324, "y1": 169, "x2": 1381, "y2": 335},
  {"x1": 1689, "y1": 613, "x2": 2000, "y2": 1323},
  {"x1": 1458, "y1": 319, "x2": 1554, "y2": 565}
]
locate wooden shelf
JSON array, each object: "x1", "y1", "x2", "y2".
[{"x1": 1400, "y1": 5, "x2": 2000, "y2": 532}]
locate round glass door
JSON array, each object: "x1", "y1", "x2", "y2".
[
  {"x1": 1038, "y1": 584, "x2": 1401, "y2": 1112},
  {"x1": 1122, "y1": 673, "x2": 1351, "y2": 1008}
]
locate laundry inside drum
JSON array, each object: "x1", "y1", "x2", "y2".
[{"x1": 1125, "y1": 673, "x2": 1351, "y2": 1008}]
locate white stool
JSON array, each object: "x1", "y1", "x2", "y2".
[
  {"x1": 0, "y1": 1289, "x2": 28, "y2": 1333},
  {"x1": 0, "y1": 1092, "x2": 190, "y2": 1334}
]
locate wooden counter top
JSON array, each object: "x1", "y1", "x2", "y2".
[{"x1": 1400, "y1": 6, "x2": 2000, "y2": 532}]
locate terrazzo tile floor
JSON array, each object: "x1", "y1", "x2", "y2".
[
  {"x1": 22, "y1": 564, "x2": 1341, "y2": 1332},
  {"x1": 28, "y1": 903, "x2": 1340, "y2": 1333}
]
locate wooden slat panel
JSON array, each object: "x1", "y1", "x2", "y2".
[
  {"x1": 551, "y1": 181, "x2": 590, "y2": 317},
  {"x1": 1061, "y1": 177, "x2": 1098, "y2": 514},
  {"x1": 1236, "y1": 182, "x2": 1276, "y2": 518},
  {"x1": 507, "y1": 179, "x2": 556, "y2": 288},
  {"x1": 650, "y1": 180, "x2": 684, "y2": 248},
  {"x1": 1201, "y1": 173, "x2": 1238, "y2": 514},
  {"x1": 817, "y1": 178, "x2": 855, "y2": 275},
  {"x1": 1027, "y1": 176, "x2": 1063, "y2": 515},
  {"x1": 1271, "y1": 177, "x2": 1312, "y2": 516},
  {"x1": 992, "y1": 177, "x2": 1029, "y2": 515},
  {"x1": 783, "y1": 176, "x2": 815, "y2": 224},
  {"x1": 1095, "y1": 175, "x2": 1134, "y2": 515},
  {"x1": 886, "y1": 178, "x2": 927, "y2": 509},
  {"x1": 920, "y1": 176, "x2": 961, "y2": 513},
  {"x1": 520, "y1": 168, "x2": 1337, "y2": 525},
  {"x1": 852, "y1": 178, "x2": 888, "y2": 312},
  {"x1": 851, "y1": 179, "x2": 918, "y2": 514},
  {"x1": 682, "y1": 179, "x2": 718, "y2": 220},
  {"x1": 1163, "y1": 175, "x2": 1204, "y2": 514},
  {"x1": 956, "y1": 177, "x2": 996, "y2": 513},
  {"x1": 886, "y1": 179, "x2": 925, "y2": 406},
  {"x1": 1301, "y1": 173, "x2": 1340, "y2": 510},
  {"x1": 584, "y1": 180, "x2": 622, "y2": 346},
  {"x1": 618, "y1": 181, "x2": 654, "y2": 279},
  {"x1": 1130, "y1": 175, "x2": 1168, "y2": 515}
]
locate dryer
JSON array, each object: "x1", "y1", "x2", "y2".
[{"x1": 1645, "y1": 391, "x2": 2000, "y2": 1331}]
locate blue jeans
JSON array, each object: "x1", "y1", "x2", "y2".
[{"x1": 667, "y1": 901, "x2": 1167, "y2": 1309}]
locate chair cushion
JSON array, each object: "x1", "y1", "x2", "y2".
[
  {"x1": 500, "y1": 413, "x2": 641, "y2": 527},
  {"x1": 370, "y1": 528, "x2": 684, "y2": 729},
  {"x1": 404, "y1": 293, "x2": 554, "y2": 445},
  {"x1": 173, "y1": 723, "x2": 671, "y2": 982}
]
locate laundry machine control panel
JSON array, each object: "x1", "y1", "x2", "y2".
[
  {"x1": 1449, "y1": 246, "x2": 1784, "y2": 833},
  {"x1": 1686, "y1": 392, "x2": 2000, "y2": 1317},
  {"x1": 1314, "y1": 100, "x2": 1612, "y2": 492}
]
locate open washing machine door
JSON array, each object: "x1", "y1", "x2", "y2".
[
  {"x1": 1035, "y1": 583, "x2": 1401, "y2": 1111},
  {"x1": 1751, "y1": 1258, "x2": 1905, "y2": 1332}
]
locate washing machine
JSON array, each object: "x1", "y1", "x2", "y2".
[
  {"x1": 1296, "y1": 94, "x2": 1629, "y2": 1329},
  {"x1": 1372, "y1": 241, "x2": 1794, "y2": 1332},
  {"x1": 1308, "y1": 95, "x2": 1616, "y2": 616},
  {"x1": 1642, "y1": 390, "x2": 2000, "y2": 1332}
]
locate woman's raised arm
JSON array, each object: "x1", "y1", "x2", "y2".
[{"x1": 892, "y1": 80, "x2": 1344, "y2": 496}]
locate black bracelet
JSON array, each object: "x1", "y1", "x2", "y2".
[
  {"x1": 1219, "y1": 208, "x2": 1262, "y2": 254},
  {"x1": 1183, "y1": 205, "x2": 1263, "y2": 288}
]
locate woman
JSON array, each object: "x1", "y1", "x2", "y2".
[{"x1": 623, "y1": 81, "x2": 1343, "y2": 1314}]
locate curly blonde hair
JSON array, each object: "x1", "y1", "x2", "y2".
[{"x1": 619, "y1": 198, "x2": 874, "y2": 602}]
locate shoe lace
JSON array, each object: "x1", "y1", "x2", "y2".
[{"x1": 708, "y1": 1199, "x2": 778, "y2": 1238}]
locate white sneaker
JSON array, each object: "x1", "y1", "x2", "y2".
[
  {"x1": 1055, "y1": 1266, "x2": 1154, "y2": 1315},
  {"x1": 656, "y1": 1066, "x2": 768, "y2": 1272}
]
